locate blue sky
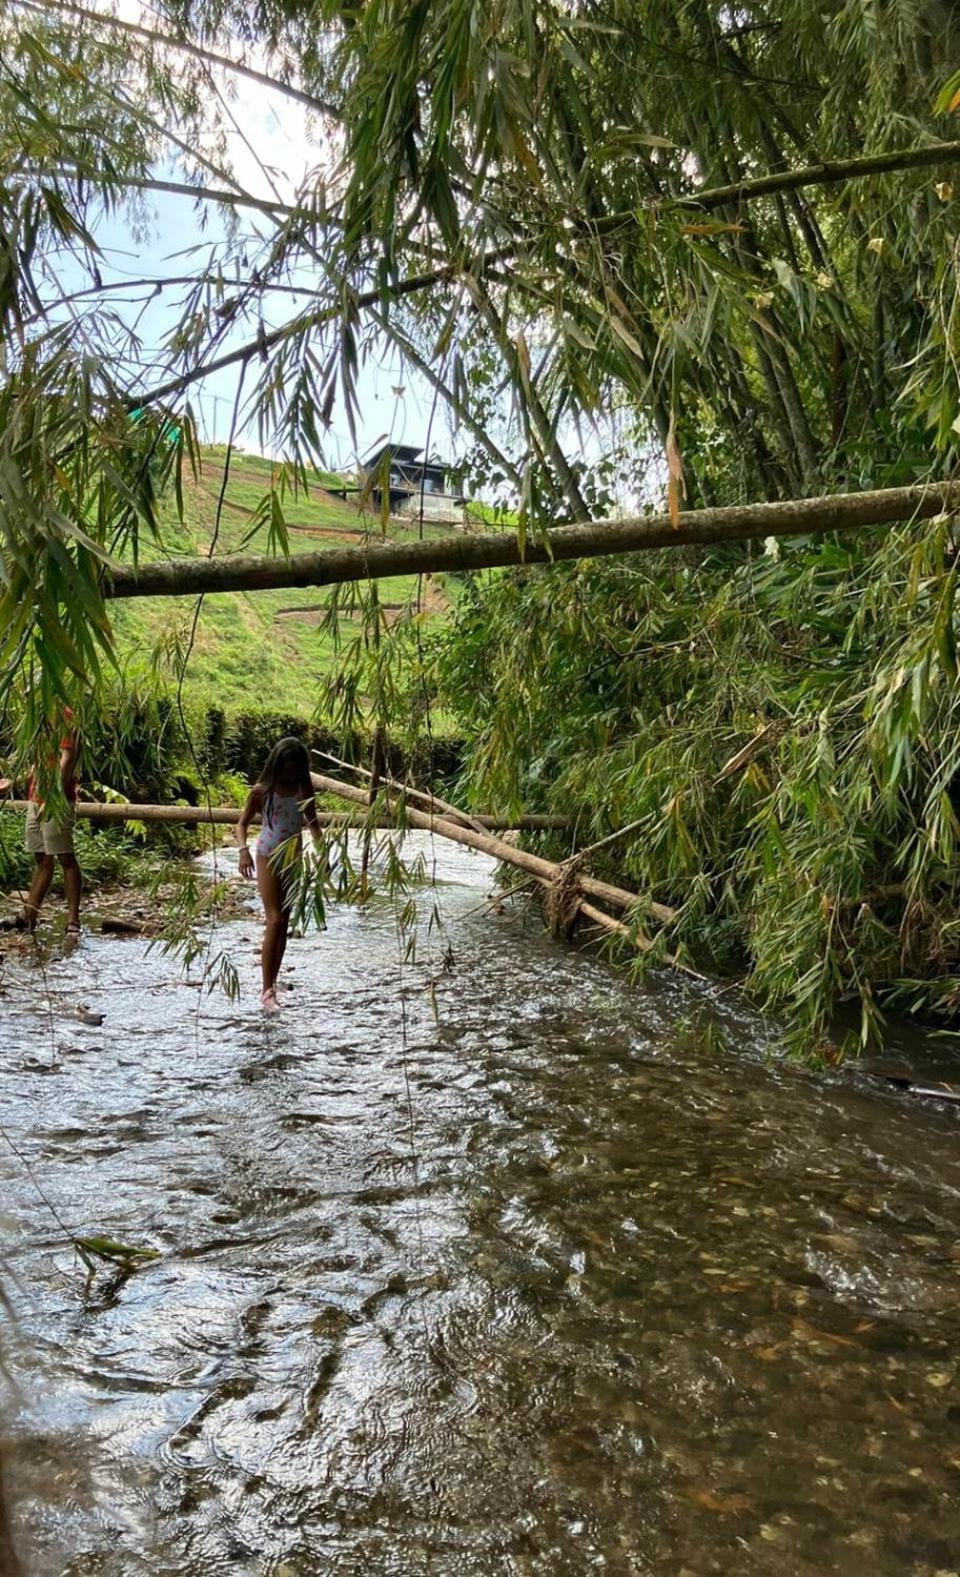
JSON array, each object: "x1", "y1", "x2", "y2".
[
  {"x1": 39, "y1": 45, "x2": 450, "y2": 471},
  {"x1": 35, "y1": 22, "x2": 634, "y2": 504},
  {"x1": 55, "y1": 190, "x2": 447, "y2": 470}
]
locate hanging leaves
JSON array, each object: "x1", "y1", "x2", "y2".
[
  {"x1": 665, "y1": 411, "x2": 686, "y2": 527},
  {"x1": 935, "y1": 70, "x2": 960, "y2": 115}
]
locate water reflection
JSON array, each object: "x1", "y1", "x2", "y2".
[{"x1": 1, "y1": 835, "x2": 959, "y2": 1574}]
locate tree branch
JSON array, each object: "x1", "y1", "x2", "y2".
[
  {"x1": 24, "y1": 275, "x2": 321, "y2": 325},
  {"x1": 466, "y1": 275, "x2": 589, "y2": 519},
  {"x1": 687, "y1": 138, "x2": 960, "y2": 209},
  {"x1": 104, "y1": 482, "x2": 960, "y2": 599},
  {"x1": 15, "y1": 0, "x2": 341, "y2": 120},
  {"x1": 592, "y1": 139, "x2": 960, "y2": 233},
  {"x1": 134, "y1": 263, "x2": 491, "y2": 408},
  {"x1": 19, "y1": 167, "x2": 299, "y2": 220}
]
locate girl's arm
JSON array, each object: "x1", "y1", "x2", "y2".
[{"x1": 236, "y1": 787, "x2": 261, "y2": 878}]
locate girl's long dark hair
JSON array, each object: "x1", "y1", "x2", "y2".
[{"x1": 256, "y1": 737, "x2": 312, "y2": 822}]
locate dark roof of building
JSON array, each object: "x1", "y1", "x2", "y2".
[
  {"x1": 363, "y1": 442, "x2": 451, "y2": 473},
  {"x1": 364, "y1": 442, "x2": 424, "y2": 469}
]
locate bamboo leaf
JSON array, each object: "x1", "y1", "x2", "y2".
[{"x1": 665, "y1": 411, "x2": 686, "y2": 528}]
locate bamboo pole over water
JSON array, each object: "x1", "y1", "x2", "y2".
[
  {"x1": 0, "y1": 796, "x2": 680, "y2": 963},
  {"x1": 312, "y1": 748, "x2": 492, "y2": 836},
  {"x1": 0, "y1": 799, "x2": 569, "y2": 833},
  {"x1": 104, "y1": 482, "x2": 960, "y2": 600}
]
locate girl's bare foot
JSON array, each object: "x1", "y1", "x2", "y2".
[{"x1": 260, "y1": 987, "x2": 281, "y2": 1014}]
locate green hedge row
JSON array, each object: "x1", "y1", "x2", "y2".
[
  {"x1": 199, "y1": 708, "x2": 462, "y2": 792},
  {"x1": 3, "y1": 694, "x2": 463, "y2": 815},
  {"x1": 61, "y1": 698, "x2": 463, "y2": 806}
]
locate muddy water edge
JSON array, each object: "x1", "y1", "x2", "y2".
[{"x1": 1, "y1": 835, "x2": 959, "y2": 1575}]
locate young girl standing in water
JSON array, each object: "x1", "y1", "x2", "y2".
[{"x1": 237, "y1": 737, "x2": 322, "y2": 1013}]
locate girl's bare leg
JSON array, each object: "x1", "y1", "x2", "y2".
[
  {"x1": 271, "y1": 908, "x2": 290, "y2": 985},
  {"x1": 256, "y1": 856, "x2": 287, "y2": 994}
]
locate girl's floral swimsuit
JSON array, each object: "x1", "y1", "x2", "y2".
[{"x1": 257, "y1": 792, "x2": 304, "y2": 862}]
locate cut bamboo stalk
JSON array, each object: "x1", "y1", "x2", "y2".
[
  {"x1": 570, "y1": 817, "x2": 647, "y2": 864},
  {"x1": 104, "y1": 481, "x2": 960, "y2": 600},
  {"x1": 713, "y1": 725, "x2": 774, "y2": 785},
  {"x1": 577, "y1": 899, "x2": 701, "y2": 978},
  {"x1": 313, "y1": 769, "x2": 568, "y2": 873},
  {"x1": 0, "y1": 799, "x2": 561, "y2": 832},
  {"x1": 0, "y1": 799, "x2": 349, "y2": 827},
  {"x1": 570, "y1": 871, "x2": 675, "y2": 924},
  {"x1": 578, "y1": 897, "x2": 651, "y2": 948}
]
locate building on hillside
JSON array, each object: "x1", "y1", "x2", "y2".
[{"x1": 361, "y1": 443, "x2": 468, "y2": 525}]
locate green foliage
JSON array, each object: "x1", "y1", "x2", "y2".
[
  {"x1": 73, "y1": 1236, "x2": 160, "y2": 1272},
  {"x1": 434, "y1": 509, "x2": 960, "y2": 1055},
  {"x1": 0, "y1": 812, "x2": 140, "y2": 891}
]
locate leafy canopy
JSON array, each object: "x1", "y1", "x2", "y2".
[{"x1": 2, "y1": 0, "x2": 960, "y2": 1048}]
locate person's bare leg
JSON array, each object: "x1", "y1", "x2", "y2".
[
  {"x1": 60, "y1": 854, "x2": 82, "y2": 930},
  {"x1": 22, "y1": 855, "x2": 53, "y2": 930},
  {"x1": 271, "y1": 910, "x2": 290, "y2": 987},
  {"x1": 256, "y1": 858, "x2": 286, "y2": 995},
  {"x1": 261, "y1": 912, "x2": 285, "y2": 992},
  {"x1": 0, "y1": 1445, "x2": 22, "y2": 1576}
]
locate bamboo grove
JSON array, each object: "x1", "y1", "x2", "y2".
[{"x1": 2, "y1": 0, "x2": 960, "y2": 1052}]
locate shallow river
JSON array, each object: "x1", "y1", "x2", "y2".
[{"x1": 2, "y1": 836, "x2": 960, "y2": 1575}]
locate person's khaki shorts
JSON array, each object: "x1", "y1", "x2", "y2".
[{"x1": 25, "y1": 802, "x2": 76, "y2": 857}]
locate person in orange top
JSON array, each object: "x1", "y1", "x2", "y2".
[{"x1": 1, "y1": 711, "x2": 82, "y2": 935}]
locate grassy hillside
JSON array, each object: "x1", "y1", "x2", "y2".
[{"x1": 111, "y1": 450, "x2": 460, "y2": 717}]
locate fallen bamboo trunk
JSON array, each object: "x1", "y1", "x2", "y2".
[
  {"x1": 311, "y1": 770, "x2": 677, "y2": 924},
  {"x1": 311, "y1": 773, "x2": 679, "y2": 947},
  {"x1": 0, "y1": 799, "x2": 566, "y2": 833},
  {"x1": 312, "y1": 748, "x2": 492, "y2": 836},
  {"x1": 104, "y1": 481, "x2": 960, "y2": 600},
  {"x1": 2, "y1": 790, "x2": 676, "y2": 929},
  {"x1": 578, "y1": 898, "x2": 649, "y2": 951}
]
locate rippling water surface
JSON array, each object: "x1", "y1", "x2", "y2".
[{"x1": 2, "y1": 835, "x2": 960, "y2": 1575}]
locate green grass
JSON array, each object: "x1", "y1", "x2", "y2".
[
  {"x1": 466, "y1": 499, "x2": 518, "y2": 528},
  {"x1": 111, "y1": 450, "x2": 460, "y2": 715}
]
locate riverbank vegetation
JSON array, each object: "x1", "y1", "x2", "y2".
[
  {"x1": 2, "y1": 1, "x2": 960, "y2": 1054},
  {"x1": 434, "y1": 522, "x2": 960, "y2": 1056}
]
